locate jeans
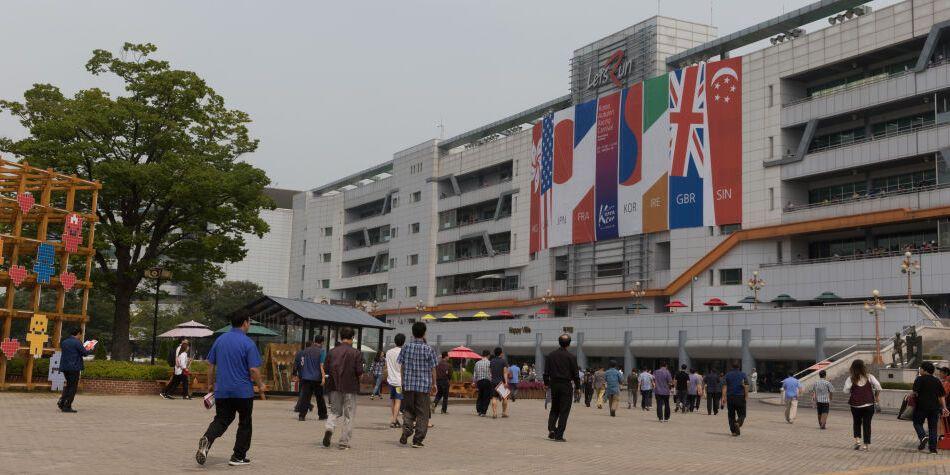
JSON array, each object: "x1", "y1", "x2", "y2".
[
  {"x1": 707, "y1": 392, "x2": 721, "y2": 415},
  {"x1": 547, "y1": 381, "x2": 573, "y2": 439},
  {"x1": 583, "y1": 384, "x2": 593, "y2": 407},
  {"x1": 850, "y1": 405, "x2": 874, "y2": 444},
  {"x1": 509, "y1": 382, "x2": 518, "y2": 401},
  {"x1": 640, "y1": 389, "x2": 652, "y2": 409},
  {"x1": 164, "y1": 373, "x2": 190, "y2": 397},
  {"x1": 433, "y1": 380, "x2": 449, "y2": 413},
  {"x1": 607, "y1": 393, "x2": 619, "y2": 414},
  {"x1": 401, "y1": 390, "x2": 432, "y2": 444},
  {"x1": 727, "y1": 395, "x2": 746, "y2": 435},
  {"x1": 295, "y1": 379, "x2": 327, "y2": 419},
  {"x1": 475, "y1": 379, "x2": 492, "y2": 415},
  {"x1": 784, "y1": 398, "x2": 798, "y2": 423},
  {"x1": 627, "y1": 388, "x2": 638, "y2": 408},
  {"x1": 326, "y1": 391, "x2": 357, "y2": 445},
  {"x1": 372, "y1": 374, "x2": 383, "y2": 396},
  {"x1": 203, "y1": 398, "x2": 253, "y2": 459},
  {"x1": 687, "y1": 394, "x2": 699, "y2": 412},
  {"x1": 655, "y1": 394, "x2": 671, "y2": 420},
  {"x1": 59, "y1": 371, "x2": 80, "y2": 409},
  {"x1": 913, "y1": 408, "x2": 940, "y2": 451}
]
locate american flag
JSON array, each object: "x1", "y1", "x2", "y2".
[
  {"x1": 669, "y1": 62, "x2": 707, "y2": 177},
  {"x1": 532, "y1": 114, "x2": 554, "y2": 250}
]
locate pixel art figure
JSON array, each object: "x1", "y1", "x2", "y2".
[
  {"x1": 60, "y1": 271, "x2": 77, "y2": 291},
  {"x1": 48, "y1": 350, "x2": 66, "y2": 391},
  {"x1": 26, "y1": 314, "x2": 49, "y2": 358},
  {"x1": 8, "y1": 264, "x2": 27, "y2": 287},
  {"x1": 63, "y1": 213, "x2": 83, "y2": 253},
  {"x1": 16, "y1": 191, "x2": 34, "y2": 214},
  {"x1": 1, "y1": 337, "x2": 19, "y2": 359},
  {"x1": 33, "y1": 243, "x2": 55, "y2": 284}
]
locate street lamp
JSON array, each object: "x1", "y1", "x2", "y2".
[
  {"x1": 415, "y1": 299, "x2": 425, "y2": 312},
  {"x1": 864, "y1": 289, "x2": 886, "y2": 365},
  {"x1": 746, "y1": 271, "x2": 766, "y2": 310},
  {"x1": 900, "y1": 251, "x2": 920, "y2": 303},
  {"x1": 144, "y1": 266, "x2": 172, "y2": 365},
  {"x1": 689, "y1": 275, "x2": 699, "y2": 312},
  {"x1": 542, "y1": 288, "x2": 555, "y2": 305},
  {"x1": 630, "y1": 281, "x2": 646, "y2": 314}
]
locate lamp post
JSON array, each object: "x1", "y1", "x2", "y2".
[
  {"x1": 630, "y1": 281, "x2": 646, "y2": 314},
  {"x1": 864, "y1": 289, "x2": 886, "y2": 365},
  {"x1": 900, "y1": 251, "x2": 919, "y2": 303},
  {"x1": 542, "y1": 288, "x2": 555, "y2": 315},
  {"x1": 145, "y1": 266, "x2": 172, "y2": 365},
  {"x1": 689, "y1": 275, "x2": 698, "y2": 312},
  {"x1": 415, "y1": 299, "x2": 425, "y2": 312},
  {"x1": 746, "y1": 271, "x2": 766, "y2": 310}
]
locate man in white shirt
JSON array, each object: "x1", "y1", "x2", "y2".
[{"x1": 385, "y1": 333, "x2": 405, "y2": 428}]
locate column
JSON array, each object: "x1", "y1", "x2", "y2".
[
  {"x1": 465, "y1": 334, "x2": 472, "y2": 348},
  {"x1": 534, "y1": 332, "x2": 544, "y2": 376},
  {"x1": 678, "y1": 330, "x2": 690, "y2": 370},
  {"x1": 741, "y1": 329, "x2": 756, "y2": 375},
  {"x1": 814, "y1": 327, "x2": 827, "y2": 363},
  {"x1": 623, "y1": 331, "x2": 635, "y2": 375},
  {"x1": 498, "y1": 333, "x2": 506, "y2": 354},
  {"x1": 436, "y1": 334, "x2": 443, "y2": 354},
  {"x1": 576, "y1": 332, "x2": 588, "y2": 370}
]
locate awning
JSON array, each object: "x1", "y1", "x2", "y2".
[{"x1": 474, "y1": 274, "x2": 505, "y2": 280}]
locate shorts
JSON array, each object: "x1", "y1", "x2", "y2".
[
  {"x1": 389, "y1": 385, "x2": 403, "y2": 400},
  {"x1": 816, "y1": 402, "x2": 830, "y2": 414},
  {"x1": 492, "y1": 383, "x2": 506, "y2": 399}
]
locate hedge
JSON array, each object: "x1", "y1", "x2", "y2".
[
  {"x1": 5, "y1": 358, "x2": 50, "y2": 376},
  {"x1": 82, "y1": 361, "x2": 172, "y2": 381},
  {"x1": 881, "y1": 382, "x2": 912, "y2": 390}
]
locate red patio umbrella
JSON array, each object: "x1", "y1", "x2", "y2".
[
  {"x1": 703, "y1": 298, "x2": 727, "y2": 310},
  {"x1": 665, "y1": 300, "x2": 687, "y2": 312},
  {"x1": 497, "y1": 310, "x2": 514, "y2": 317},
  {"x1": 536, "y1": 308, "x2": 553, "y2": 315},
  {"x1": 447, "y1": 346, "x2": 482, "y2": 360}
]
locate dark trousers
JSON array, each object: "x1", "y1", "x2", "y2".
[
  {"x1": 727, "y1": 395, "x2": 746, "y2": 435},
  {"x1": 433, "y1": 380, "x2": 449, "y2": 413},
  {"x1": 640, "y1": 389, "x2": 652, "y2": 409},
  {"x1": 583, "y1": 383, "x2": 593, "y2": 407},
  {"x1": 547, "y1": 381, "x2": 573, "y2": 439},
  {"x1": 850, "y1": 405, "x2": 874, "y2": 444},
  {"x1": 475, "y1": 379, "x2": 493, "y2": 415},
  {"x1": 913, "y1": 408, "x2": 940, "y2": 451},
  {"x1": 164, "y1": 373, "x2": 190, "y2": 397},
  {"x1": 59, "y1": 371, "x2": 80, "y2": 408},
  {"x1": 509, "y1": 382, "x2": 518, "y2": 401},
  {"x1": 655, "y1": 394, "x2": 670, "y2": 420},
  {"x1": 707, "y1": 392, "x2": 721, "y2": 415},
  {"x1": 203, "y1": 398, "x2": 253, "y2": 459},
  {"x1": 401, "y1": 390, "x2": 432, "y2": 444},
  {"x1": 295, "y1": 379, "x2": 327, "y2": 419}
]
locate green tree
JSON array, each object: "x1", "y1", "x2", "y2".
[
  {"x1": 177, "y1": 280, "x2": 264, "y2": 329},
  {"x1": 0, "y1": 43, "x2": 272, "y2": 360}
]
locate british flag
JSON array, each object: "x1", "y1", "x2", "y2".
[
  {"x1": 530, "y1": 114, "x2": 554, "y2": 253},
  {"x1": 669, "y1": 62, "x2": 707, "y2": 178}
]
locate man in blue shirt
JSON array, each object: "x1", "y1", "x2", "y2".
[
  {"x1": 603, "y1": 360, "x2": 623, "y2": 417},
  {"x1": 58, "y1": 327, "x2": 90, "y2": 413},
  {"x1": 294, "y1": 335, "x2": 327, "y2": 421},
  {"x1": 196, "y1": 314, "x2": 264, "y2": 467},
  {"x1": 508, "y1": 362, "x2": 521, "y2": 401},
  {"x1": 398, "y1": 322, "x2": 438, "y2": 448},
  {"x1": 721, "y1": 363, "x2": 749, "y2": 436},
  {"x1": 781, "y1": 372, "x2": 801, "y2": 424}
]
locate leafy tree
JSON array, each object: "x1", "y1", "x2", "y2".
[
  {"x1": 177, "y1": 280, "x2": 264, "y2": 329},
  {"x1": 0, "y1": 43, "x2": 272, "y2": 360}
]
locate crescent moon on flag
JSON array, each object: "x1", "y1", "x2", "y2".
[{"x1": 710, "y1": 66, "x2": 739, "y2": 84}]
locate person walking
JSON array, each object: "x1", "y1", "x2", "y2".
[
  {"x1": 674, "y1": 364, "x2": 690, "y2": 413},
  {"x1": 811, "y1": 370, "x2": 834, "y2": 429},
  {"x1": 844, "y1": 359, "x2": 881, "y2": 451},
  {"x1": 722, "y1": 362, "x2": 748, "y2": 436},
  {"x1": 544, "y1": 333, "x2": 580, "y2": 442},
  {"x1": 781, "y1": 372, "x2": 801, "y2": 424},
  {"x1": 489, "y1": 347, "x2": 510, "y2": 418},
  {"x1": 626, "y1": 368, "x2": 639, "y2": 409},
  {"x1": 912, "y1": 361, "x2": 949, "y2": 454},
  {"x1": 654, "y1": 361, "x2": 673, "y2": 422},
  {"x1": 369, "y1": 352, "x2": 385, "y2": 400},
  {"x1": 593, "y1": 367, "x2": 607, "y2": 409},
  {"x1": 57, "y1": 327, "x2": 91, "y2": 413},
  {"x1": 473, "y1": 350, "x2": 492, "y2": 417},
  {"x1": 398, "y1": 322, "x2": 439, "y2": 449},
  {"x1": 508, "y1": 362, "x2": 521, "y2": 402},
  {"x1": 703, "y1": 369, "x2": 722, "y2": 415},
  {"x1": 687, "y1": 368, "x2": 703, "y2": 413},
  {"x1": 638, "y1": 369, "x2": 654, "y2": 411},
  {"x1": 195, "y1": 315, "x2": 265, "y2": 467},
  {"x1": 432, "y1": 351, "x2": 452, "y2": 415},
  {"x1": 162, "y1": 340, "x2": 192, "y2": 400},
  {"x1": 574, "y1": 368, "x2": 583, "y2": 403},
  {"x1": 750, "y1": 368, "x2": 758, "y2": 394},
  {"x1": 604, "y1": 360, "x2": 622, "y2": 417},
  {"x1": 583, "y1": 369, "x2": 594, "y2": 407},
  {"x1": 385, "y1": 333, "x2": 405, "y2": 428},
  {"x1": 294, "y1": 336, "x2": 327, "y2": 421},
  {"x1": 322, "y1": 327, "x2": 363, "y2": 450}
]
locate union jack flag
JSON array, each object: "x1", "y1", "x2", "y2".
[{"x1": 669, "y1": 62, "x2": 707, "y2": 177}]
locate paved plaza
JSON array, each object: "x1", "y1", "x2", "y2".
[{"x1": 2, "y1": 392, "x2": 950, "y2": 474}]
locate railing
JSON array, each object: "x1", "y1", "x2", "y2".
[
  {"x1": 782, "y1": 58, "x2": 949, "y2": 107},
  {"x1": 760, "y1": 246, "x2": 946, "y2": 268},
  {"x1": 439, "y1": 177, "x2": 513, "y2": 200},
  {"x1": 437, "y1": 286, "x2": 523, "y2": 297},
  {"x1": 438, "y1": 249, "x2": 510, "y2": 264},
  {"x1": 802, "y1": 118, "x2": 936, "y2": 156},
  {"x1": 783, "y1": 182, "x2": 948, "y2": 213},
  {"x1": 439, "y1": 212, "x2": 511, "y2": 231}
]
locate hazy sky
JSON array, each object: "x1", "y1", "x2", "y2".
[{"x1": 0, "y1": 0, "x2": 900, "y2": 191}]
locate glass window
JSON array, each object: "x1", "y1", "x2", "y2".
[
  {"x1": 321, "y1": 279, "x2": 330, "y2": 289},
  {"x1": 719, "y1": 268, "x2": 742, "y2": 285},
  {"x1": 596, "y1": 262, "x2": 623, "y2": 278},
  {"x1": 322, "y1": 253, "x2": 331, "y2": 263},
  {"x1": 410, "y1": 222, "x2": 420, "y2": 234}
]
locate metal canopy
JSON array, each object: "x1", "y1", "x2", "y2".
[
  {"x1": 231, "y1": 295, "x2": 393, "y2": 330},
  {"x1": 437, "y1": 95, "x2": 571, "y2": 151}
]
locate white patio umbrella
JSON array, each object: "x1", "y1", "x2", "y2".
[{"x1": 157, "y1": 320, "x2": 214, "y2": 338}]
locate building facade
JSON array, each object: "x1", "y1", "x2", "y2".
[{"x1": 286, "y1": 0, "x2": 950, "y2": 371}]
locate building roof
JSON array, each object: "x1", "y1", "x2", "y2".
[
  {"x1": 263, "y1": 188, "x2": 299, "y2": 209},
  {"x1": 238, "y1": 295, "x2": 393, "y2": 330}
]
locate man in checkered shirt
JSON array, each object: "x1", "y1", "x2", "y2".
[{"x1": 397, "y1": 322, "x2": 439, "y2": 448}]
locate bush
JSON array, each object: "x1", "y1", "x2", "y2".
[
  {"x1": 881, "y1": 382, "x2": 912, "y2": 390},
  {"x1": 82, "y1": 360, "x2": 172, "y2": 381},
  {"x1": 452, "y1": 368, "x2": 473, "y2": 382},
  {"x1": 93, "y1": 343, "x2": 107, "y2": 360},
  {"x1": 5, "y1": 357, "x2": 50, "y2": 376}
]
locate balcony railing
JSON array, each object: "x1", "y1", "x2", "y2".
[
  {"x1": 782, "y1": 58, "x2": 949, "y2": 107},
  {"x1": 437, "y1": 285, "x2": 522, "y2": 297},
  {"x1": 437, "y1": 249, "x2": 510, "y2": 264},
  {"x1": 784, "y1": 182, "x2": 947, "y2": 213},
  {"x1": 793, "y1": 118, "x2": 937, "y2": 157},
  {"x1": 439, "y1": 212, "x2": 511, "y2": 231},
  {"x1": 761, "y1": 246, "x2": 946, "y2": 268},
  {"x1": 439, "y1": 177, "x2": 512, "y2": 199}
]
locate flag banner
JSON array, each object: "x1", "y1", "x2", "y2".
[{"x1": 529, "y1": 57, "x2": 741, "y2": 251}]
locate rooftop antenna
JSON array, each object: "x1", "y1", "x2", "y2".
[
  {"x1": 656, "y1": 0, "x2": 660, "y2": 16},
  {"x1": 436, "y1": 118, "x2": 444, "y2": 139}
]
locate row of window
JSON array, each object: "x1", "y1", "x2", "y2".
[
  {"x1": 807, "y1": 169, "x2": 937, "y2": 204},
  {"x1": 808, "y1": 112, "x2": 935, "y2": 152}
]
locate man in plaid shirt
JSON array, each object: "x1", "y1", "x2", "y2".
[{"x1": 397, "y1": 322, "x2": 438, "y2": 448}]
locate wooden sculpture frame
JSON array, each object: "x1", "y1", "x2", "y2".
[{"x1": 0, "y1": 158, "x2": 100, "y2": 390}]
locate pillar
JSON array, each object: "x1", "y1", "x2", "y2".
[
  {"x1": 623, "y1": 331, "x2": 635, "y2": 375},
  {"x1": 465, "y1": 334, "x2": 472, "y2": 348},
  {"x1": 436, "y1": 334, "x2": 443, "y2": 354},
  {"x1": 678, "y1": 330, "x2": 690, "y2": 370},
  {"x1": 576, "y1": 332, "x2": 588, "y2": 370},
  {"x1": 815, "y1": 327, "x2": 827, "y2": 363},
  {"x1": 498, "y1": 333, "x2": 506, "y2": 354},
  {"x1": 534, "y1": 332, "x2": 544, "y2": 375},
  {"x1": 741, "y1": 329, "x2": 755, "y2": 375}
]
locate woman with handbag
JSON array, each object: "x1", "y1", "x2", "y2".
[
  {"x1": 843, "y1": 359, "x2": 881, "y2": 451},
  {"x1": 162, "y1": 340, "x2": 192, "y2": 400}
]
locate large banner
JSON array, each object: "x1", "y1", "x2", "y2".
[{"x1": 530, "y1": 57, "x2": 742, "y2": 254}]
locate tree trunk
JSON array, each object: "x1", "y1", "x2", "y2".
[{"x1": 110, "y1": 281, "x2": 135, "y2": 361}]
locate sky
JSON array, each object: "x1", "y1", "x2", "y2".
[{"x1": 0, "y1": 0, "x2": 901, "y2": 191}]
